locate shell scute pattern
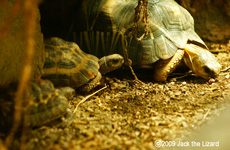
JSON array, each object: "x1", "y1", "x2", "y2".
[
  {"x1": 44, "y1": 45, "x2": 56, "y2": 52},
  {"x1": 60, "y1": 47, "x2": 72, "y2": 53},
  {"x1": 27, "y1": 80, "x2": 70, "y2": 127},
  {"x1": 73, "y1": 72, "x2": 90, "y2": 86},
  {"x1": 71, "y1": 53, "x2": 82, "y2": 64},
  {"x1": 160, "y1": 3, "x2": 189, "y2": 31},
  {"x1": 43, "y1": 37, "x2": 100, "y2": 88},
  {"x1": 46, "y1": 74, "x2": 76, "y2": 87},
  {"x1": 152, "y1": 0, "x2": 206, "y2": 49},
  {"x1": 57, "y1": 58, "x2": 76, "y2": 69}
]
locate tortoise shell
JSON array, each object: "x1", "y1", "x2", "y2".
[
  {"x1": 42, "y1": 37, "x2": 100, "y2": 88},
  {"x1": 74, "y1": 0, "x2": 207, "y2": 66},
  {"x1": 0, "y1": 79, "x2": 74, "y2": 128},
  {"x1": 27, "y1": 79, "x2": 71, "y2": 127}
]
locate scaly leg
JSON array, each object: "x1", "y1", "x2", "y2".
[{"x1": 153, "y1": 50, "x2": 184, "y2": 81}]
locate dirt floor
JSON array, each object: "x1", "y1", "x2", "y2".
[{"x1": 2, "y1": 41, "x2": 227, "y2": 150}]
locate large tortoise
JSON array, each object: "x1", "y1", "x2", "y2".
[{"x1": 74, "y1": 0, "x2": 221, "y2": 81}]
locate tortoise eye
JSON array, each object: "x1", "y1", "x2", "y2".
[
  {"x1": 203, "y1": 66, "x2": 215, "y2": 78},
  {"x1": 112, "y1": 59, "x2": 120, "y2": 64}
]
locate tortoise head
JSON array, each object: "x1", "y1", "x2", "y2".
[
  {"x1": 183, "y1": 43, "x2": 221, "y2": 80},
  {"x1": 99, "y1": 54, "x2": 124, "y2": 74}
]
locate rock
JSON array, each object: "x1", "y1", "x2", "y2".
[{"x1": 0, "y1": 0, "x2": 44, "y2": 88}]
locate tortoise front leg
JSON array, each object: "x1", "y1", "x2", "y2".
[
  {"x1": 153, "y1": 50, "x2": 184, "y2": 82},
  {"x1": 80, "y1": 73, "x2": 102, "y2": 92}
]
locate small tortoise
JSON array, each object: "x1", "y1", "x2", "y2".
[
  {"x1": 74, "y1": 0, "x2": 221, "y2": 81},
  {"x1": 0, "y1": 79, "x2": 75, "y2": 129},
  {"x1": 26, "y1": 79, "x2": 75, "y2": 127},
  {"x1": 42, "y1": 37, "x2": 124, "y2": 92}
]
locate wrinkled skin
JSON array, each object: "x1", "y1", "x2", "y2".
[{"x1": 99, "y1": 54, "x2": 124, "y2": 74}]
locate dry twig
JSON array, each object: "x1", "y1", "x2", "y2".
[
  {"x1": 202, "y1": 109, "x2": 211, "y2": 121},
  {"x1": 130, "y1": 0, "x2": 149, "y2": 42},
  {"x1": 74, "y1": 85, "x2": 108, "y2": 114},
  {"x1": 122, "y1": 0, "x2": 149, "y2": 84}
]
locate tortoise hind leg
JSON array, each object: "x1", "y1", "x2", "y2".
[{"x1": 153, "y1": 50, "x2": 184, "y2": 82}]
